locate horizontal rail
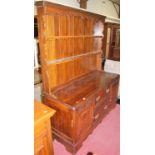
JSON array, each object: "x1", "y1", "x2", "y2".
[{"x1": 48, "y1": 51, "x2": 101, "y2": 65}]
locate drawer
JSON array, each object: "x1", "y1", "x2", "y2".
[
  {"x1": 95, "y1": 90, "x2": 104, "y2": 103},
  {"x1": 76, "y1": 96, "x2": 94, "y2": 112},
  {"x1": 95, "y1": 88, "x2": 110, "y2": 102},
  {"x1": 93, "y1": 103, "x2": 109, "y2": 126},
  {"x1": 105, "y1": 87, "x2": 110, "y2": 94},
  {"x1": 94, "y1": 102, "x2": 108, "y2": 116}
]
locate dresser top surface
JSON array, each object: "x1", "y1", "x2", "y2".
[
  {"x1": 50, "y1": 70, "x2": 119, "y2": 106},
  {"x1": 34, "y1": 100, "x2": 56, "y2": 126}
]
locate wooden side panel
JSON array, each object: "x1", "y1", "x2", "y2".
[
  {"x1": 34, "y1": 101, "x2": 56, "y2": 155},
  {"x1": 43, "y1": 96, "x2": 74, "y2": 141},
  {"x1": 109, "y1": 78, "x2": 119, "y2": 108},
  {"x1": 37, "y1": 9, "x2": 51, "y2": 93},
  {"x1": 34, "y1": 120, "x2": 54, "y2": 155}
]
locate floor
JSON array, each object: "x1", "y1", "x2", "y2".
[{"x1": 53, "y1": 104, "x2": 120, "y2": 155}]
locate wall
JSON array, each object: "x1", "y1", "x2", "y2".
[
  {"x1": 34, "y1": 0, "x2": 120, "y2": 23},
  {"x1": 35, "y1": 0, "x2": 79, "y2": 10},
  {"x1": 104, "y1": 59, "x2": 120, "y2": 97},
  {"x1": 87, "y1": 0, "x2": 119, "y2": 19}
]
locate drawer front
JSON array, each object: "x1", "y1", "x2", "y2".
[
  {"x1": 95, "y1": 90, "x2": 104, "y2": 104},
  {"x1": 93, "y1": 97, "x2": 109, "y2": 127},
  {"x1": 77, "y1": 95, "x2": 94, "y2": 112},
  {"x1": 95, "y1": 89, "x2": 109, "y2": 110},
  {"x1": 94, "y1": 100, "x2": 108, "y2": 116},
  {"x1": 95, "y1": 87, "x2": 110, "y2": 104}
]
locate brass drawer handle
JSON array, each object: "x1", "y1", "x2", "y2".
[
  {"x1": 106, "y1": 88, "x2": 110, "y2": 93},
  {"x1": 104, "y1": 105, "x2": 108, "y2": 109},
  {"x1": 96, "y1": 96, "x2": 101, "y2": 102},
  {"x1": 82, "y1": 97, "x2": 86, "y2": 101},
  {"x1": 94, "y1": 114, "x2": 99, "y2": 119}
]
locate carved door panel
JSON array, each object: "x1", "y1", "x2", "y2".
[
  {"x1": 75, "y1": 99, "x2": 94, "y2": 141},
  {"x1": 51, "y1": 109, "x2": 74, "y2": 139}
]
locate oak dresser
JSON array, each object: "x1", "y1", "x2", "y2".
[{"x1": 36, "y1": 1, "x2": 119, "y2": 154}]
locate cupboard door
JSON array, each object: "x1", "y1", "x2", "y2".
[
  {"x1": 76, "y1": 99, "x2": 94, "y2": 141},
  {"x1": 52, "y1": 109, "x2": 74, "y2": 139}
]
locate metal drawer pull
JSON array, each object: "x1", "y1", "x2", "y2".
[
  {"x1": 82, "y1": 97, "x2": 86, "y2": 101},
  {"x1": 96, "y1": 96, "x2": 101, "y2": 102},
  {"x1": 94, "y1": 114, "x2": 99, "y2": 119},
  {"x1": 106, "y1": 88, "x2": 110, "y2": 93},
  {"x1": 104, "y1": 105, "x2": 108, "y2": 109}
]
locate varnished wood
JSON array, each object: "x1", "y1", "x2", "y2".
[
  {"x1": 43, "y1": 70, "x2": 119, "y2": 154},
  {"x1": 35, "y1": 1, "x2": 119, "y2": 154},
  {"x1": 103, "y1": 23, "x2": 120, "y2": 61},
  {"x1": 36, "y1": 1, "x2": 105, "y2": 92},
  {"x1": 34, "y1": 100, "x2": 56, "y2": 155}
]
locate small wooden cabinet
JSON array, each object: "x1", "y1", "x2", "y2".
[
  {"x1": 34, "y1": 100, "x2": 56, "y2": 155},
  {"x1": 103, "y1": 23, "x2": 120, "y2": 61}
]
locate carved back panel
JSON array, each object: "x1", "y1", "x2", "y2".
[{"x1": 36, "y1": 1, "x2": 105, "y2": 94}]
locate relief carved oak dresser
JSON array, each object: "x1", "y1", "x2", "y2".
[{"x1": 36, "y1": 1, "x2": 119, "y2": 154}]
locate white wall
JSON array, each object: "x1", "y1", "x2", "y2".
[
  {"x1": 35, "y1": 0, "x2": 79, "y2": 8},
  {"x1": 34, "y1": 0, "x2": 120, "y2": 23},
  {"x1": 87, "y1": 0, "x2": 119, "y2": 18}
]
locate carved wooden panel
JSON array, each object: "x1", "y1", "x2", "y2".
[{"x1": 36, "y1": 1, "x2": 105, "y2": 93}]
